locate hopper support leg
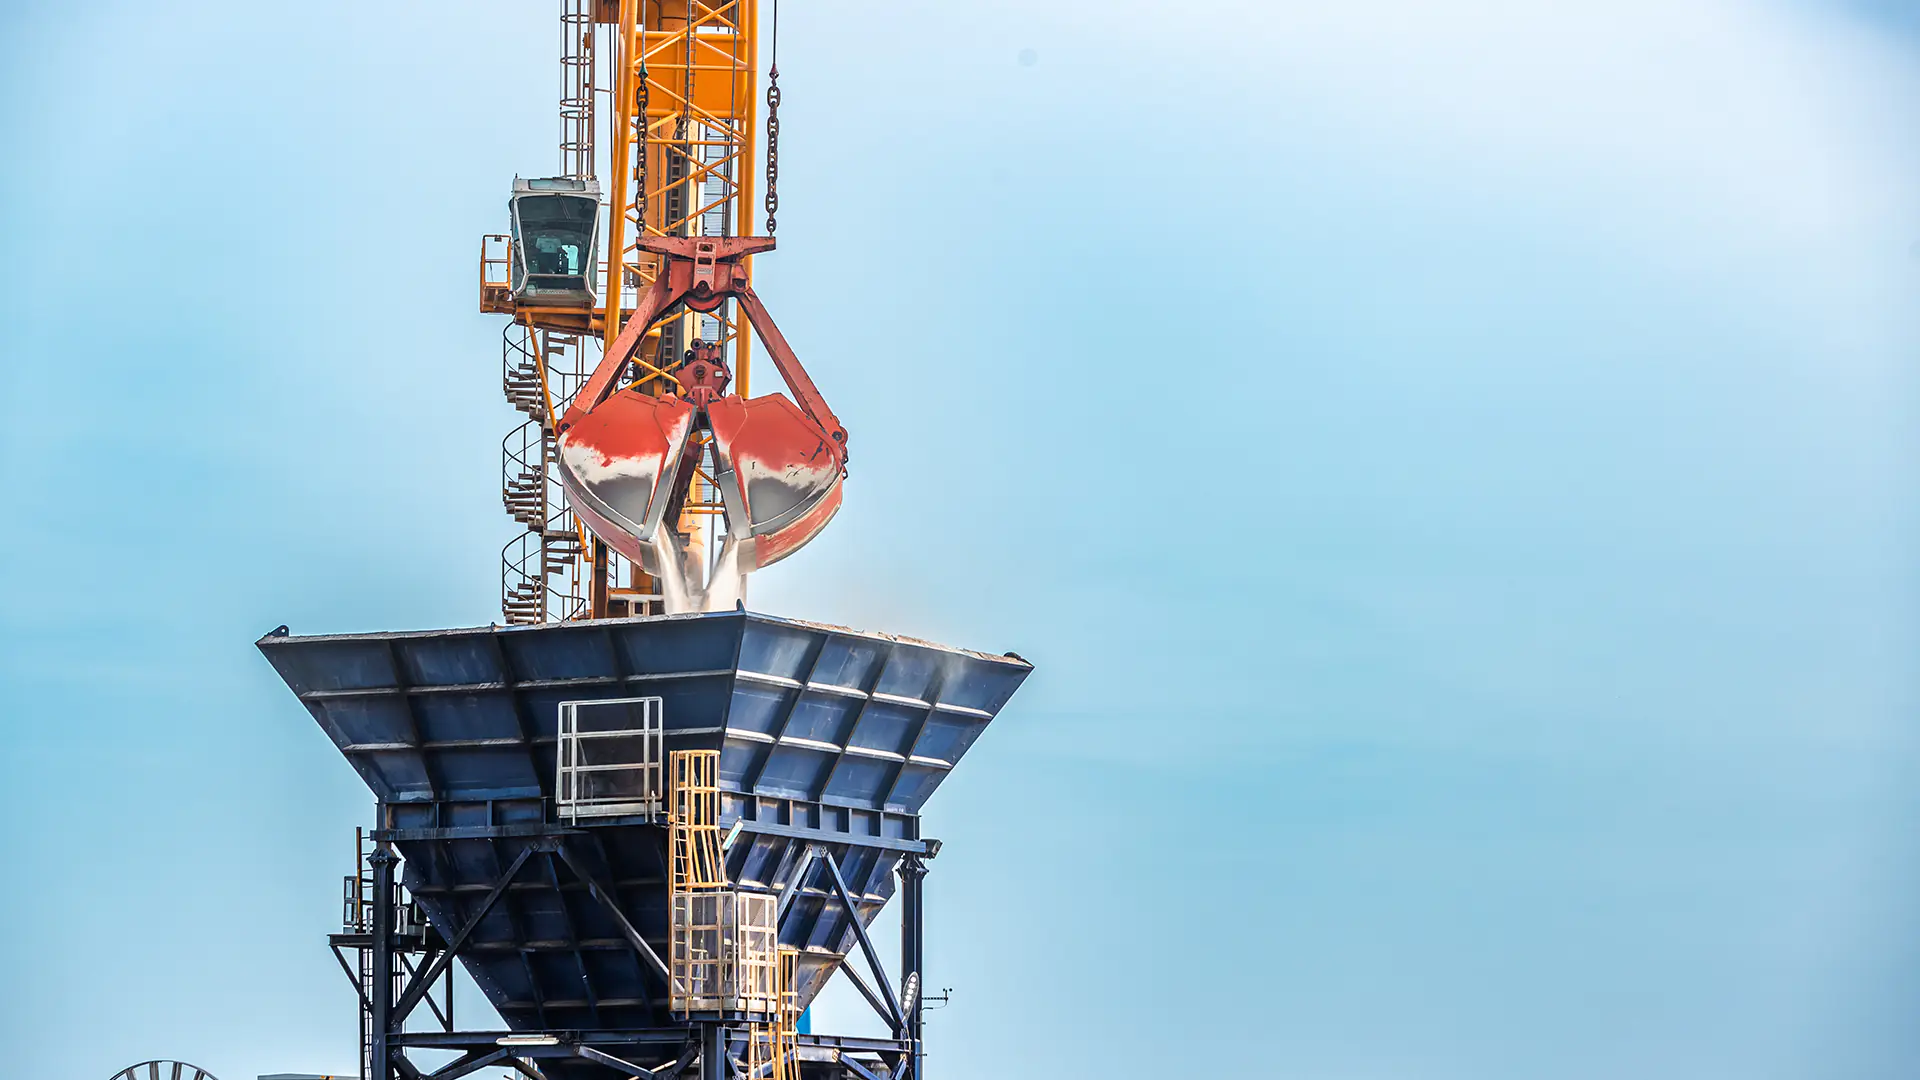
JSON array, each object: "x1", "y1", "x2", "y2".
[
  {"x1": 370, "y1": 845, "x2": 397, "y2": 1080},
  {"x1": 899, "y1": 851, "x2": 927, "y2": 1080},
  {"x1": 699, "y1": 1023, "x2": 728, "y2": 1080}
]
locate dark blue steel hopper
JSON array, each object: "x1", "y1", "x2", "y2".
[{"x1": 258, "y1": 609, "x2": 1028, "y2": 1077}]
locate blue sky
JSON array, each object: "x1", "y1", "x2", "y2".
[{"x1": 2, "y1": 1, "x2": 1917, "y2": 1077}]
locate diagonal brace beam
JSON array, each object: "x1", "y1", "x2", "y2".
[
  {"x1": 652, "y1": 1044, "x2": 699, "y2": 1080},
  {"x1": 503, "y1": 1059, "x2": 548, "y2": 1080},
  {"x1": 836, "y1": 961, "x2": 897, "y2": 1033},
  {"x1": 774, "y1": 844, "x2": 821, "y2": 929},
  {"x1": 329, "y1": 943, "x2": 372, "y2": 1014},
  {"x1": 395, "y1": 844, "x2": 538, "y2": 1021},
  {"x1": 555, "y1": 842, "x2": 672, "y2": 982},
  {"x1": 822, "y1": 852, "x2": 904, "y2": 1033},
  {"x1": 400, "y1": 950, "x2": 450, "y2": 1029},
  {"x1": 424, "y1": 1048, "x2": 513, "y2": 1080},
  {"x1": 575, "y1": 1045, "x2": 657, "y2": 1079}
]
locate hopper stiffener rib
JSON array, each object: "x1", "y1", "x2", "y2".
[{"x1": 259, "y1": 611, "x2": 1029, "y2": 1054}]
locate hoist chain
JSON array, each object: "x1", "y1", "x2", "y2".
[
  {"x1": 764, "y1": 67, "x2": 780, "y2": 236},
  {"x1": 636, "y1": 67, "x2": 650, "y2": 237}
]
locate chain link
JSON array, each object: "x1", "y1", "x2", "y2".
[
  {"x1": 636, "y1": 67, "x2": 650, "y2": 237},
  {"x1": 764, "y1": 66, "x2": 780, "y2": 236}
]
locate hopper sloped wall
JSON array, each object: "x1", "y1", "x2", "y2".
[{"x1": 260, "y1": 611, "x2": 1029, "y2": 1030}]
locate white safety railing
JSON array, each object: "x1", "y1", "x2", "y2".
[{"x1": 556, "y1": 696, "x2": 665, "y2": 821}]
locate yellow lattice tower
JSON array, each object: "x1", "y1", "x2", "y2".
[
  {"x1": 604, "y1": 0, "x2": 759, "y2": 386},
  {"x1": 602, "y1": 1, "x2": 762, "y2": 575}
]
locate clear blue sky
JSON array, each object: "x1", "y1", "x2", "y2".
[{"x1": 3, "y1": 2, "x2": 1917, "y2": 1078}]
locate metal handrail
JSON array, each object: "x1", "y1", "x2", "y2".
[{"x1": 556, "y1": 697, "x2": 665, "y2": 821}]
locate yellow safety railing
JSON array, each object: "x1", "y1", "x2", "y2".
[
  {"x1": 479, "y1": 234, "x2": 513, "y2": 313},
  {"x1": 668, "y1": 750, "x2": 727, "y2": 891},
  {"x1": 747, "y1": 948, "x2": 797, "y2": 1080}
]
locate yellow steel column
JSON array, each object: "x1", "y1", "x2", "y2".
[{"x1": 601, "y1": 0, "x2": 640, "y2": 340}]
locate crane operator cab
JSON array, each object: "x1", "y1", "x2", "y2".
[{"x1": 508, "y1": 176, "x2": 602, "y2": 308}]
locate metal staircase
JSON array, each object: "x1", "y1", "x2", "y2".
[
  {"x1": 498, "y1": 318, "x2": 662, "y2": 623},
  {"x1": 499, "y1": 325, "x2": 591, "y2": 623}
]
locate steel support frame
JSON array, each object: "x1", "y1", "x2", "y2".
[
  {"x1": 357, "y1": 826, "x2": 596, "y2": 1080},
  {"x1": 349, "y1": 813, "x2": 931, "y2": 1080},
  {"x1": 899, "y1": 838, "x2": 927, "y2": 1080},
  {"x1": 796, "y1": 847, "x2": 930, "y2": 1080},
  {"x1": 370, "y1": 845, "x2": 396, "y2": 1080},
  {"x1": 820, "y1": 852, "x2": 902, "y2": 1033}
]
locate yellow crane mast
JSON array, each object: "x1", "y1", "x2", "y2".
[{"x1": 483, "y1": 0, "x2": 770, "y2": 623}]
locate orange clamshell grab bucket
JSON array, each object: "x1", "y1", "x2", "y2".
[
  {"x1": 705, "y1": 395, "x2": 844, "y2": 569},
  {"x1": 554, "y1": 391, "x2": 696, "y2": 568},
  {"x1": 557, "y1": 386, "x2": 843, "y2": 576},
  {"x1": 549, "y1": 236, "x2": 849, "y2": 606}
]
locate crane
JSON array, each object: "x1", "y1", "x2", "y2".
[{"x1": 482, "y1": 0, "x2": 839, "y2": 621}]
